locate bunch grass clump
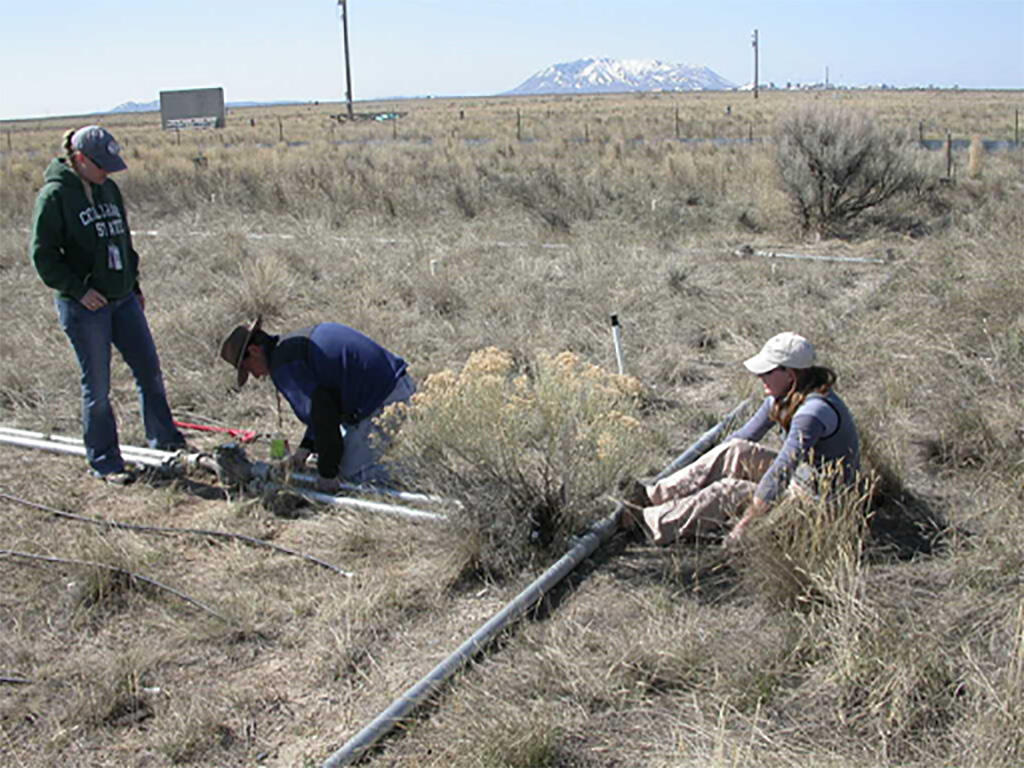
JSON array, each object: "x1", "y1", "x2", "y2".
[
  {"x1": 385, "y1": 346, "x2": 655, "y2": 578},
  {"x1": 738, "y1": 468, "x2": 874, "y2": 609}
]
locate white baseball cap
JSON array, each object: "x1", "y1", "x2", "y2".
[{"x1": 743, "y1": 332, "x2": 816, "y2": 374}]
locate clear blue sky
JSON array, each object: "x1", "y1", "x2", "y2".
[{"x1": 2, "y1": 1, "x2": 1021, "y2": 120}]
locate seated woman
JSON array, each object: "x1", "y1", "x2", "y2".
[{"x1": 623, "y1": 332, "x2": 860, "y2": 545}]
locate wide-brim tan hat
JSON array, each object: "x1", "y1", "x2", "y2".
[{"x1": 219, "y1": 315, "x2": 262, "y2": 387}]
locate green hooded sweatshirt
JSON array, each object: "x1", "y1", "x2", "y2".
[{"x1": 29, "y1": 157, "x2": 140, "y2": 302}]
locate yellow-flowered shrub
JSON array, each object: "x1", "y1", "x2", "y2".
[{"x1": 383, "y1": 347, "x2": 655, "y2": 577}]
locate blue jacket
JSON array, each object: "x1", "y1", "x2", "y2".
[{"x1": 266, "y1": 323, "x2": 407, "y2": 476}]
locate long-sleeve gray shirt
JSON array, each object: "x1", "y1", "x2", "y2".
[{"x1": 726, "y1": 390, "x2": 860, "y2": 503}]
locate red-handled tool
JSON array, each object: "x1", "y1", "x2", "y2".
[{"x1": 173, "y1": 421, "x2": 259, "y2": 443}]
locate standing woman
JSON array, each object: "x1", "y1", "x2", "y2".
[
  {"x1": 29, "y1": 125, "x2": 184, "y2": 484},
  {"x1": 623, "y1": 332, "x2": 860, "y2": 545}
]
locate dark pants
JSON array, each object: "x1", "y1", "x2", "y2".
[{"x1": 57, "y1": 293, "x2": 183, "y2": 475}]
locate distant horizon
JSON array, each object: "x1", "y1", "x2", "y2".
[
  {"x1": 3, "y1": 2, "x2": 1021, "y2": 122},
  {"x1": 7, "y1": 82, "x2": 1022, "y2": 125}
]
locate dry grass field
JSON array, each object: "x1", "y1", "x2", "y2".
[{"x1": 1, "y1": 89, "x2": 1022, "y2": 767}]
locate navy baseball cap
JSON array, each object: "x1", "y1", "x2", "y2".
[{"x1": 71, "y1": 125, "x2": 127, "y2": 172}]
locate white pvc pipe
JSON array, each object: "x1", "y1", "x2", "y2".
[
  {"x1": 0, "y1": 430, "x2": 450, "y2": 508},
  {"x1": 1, "y1": 427, "x2": 448, "y2": 522},
  {"x1": 0, "y1": 433, "x2": 93, "y2": 459},
  {"x1": 288, "y1": 471, "x2": 456, "y2": 508},
  {"x1": 262, "y1": 483, "x2": 447, "y2": 523},
  {"x1": 751, "y1": 249, "x2": 886, "y2": 265},
  {"x1": 0, "y1": 427, "x2": 177, "y2": 460},
  {"x1": 0, "y1": 432, "x2": 175, "y2": 469},
  {"x1": 610, "y1": 314, "x2": 625, "y2": 375},
  {"x1": 320, "y1": 510, "x2": 620, "y2": 767},
  {"x1": 654, "y1": 398, "x2": 752, "y2": 481}
]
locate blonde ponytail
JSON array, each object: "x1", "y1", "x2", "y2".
[{"x1": 62, "y1": 129, "x2": 76, "y2": 158}]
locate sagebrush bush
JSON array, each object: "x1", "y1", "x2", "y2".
[
  {"x1": 775, "y1": 105, "x2": 923, "y2": 237},
  {"x1": 384, "y1": 347, "x2": 655, "y2": 578}
]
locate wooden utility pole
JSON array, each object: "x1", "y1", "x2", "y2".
[
  {"x1": 752, "y1": 29, "x2": 759, "y2": 99},
  {"x1": 338, "y1": 0, "x2": 354, "y2": 119}
]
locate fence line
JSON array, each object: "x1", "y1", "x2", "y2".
[{"x1": 3, "y1": 129, "x2": 1021, "y2": 158}]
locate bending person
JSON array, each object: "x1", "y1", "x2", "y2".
[
  {"x1": 220, "y1": 316, "x2": 414, "y2": 492},
  {"x1": 623, "y1": 332, "x2": 860, "y2": 545},
  {"x1": 29, "y1": 126, "x2": 185, "y2": 485}
]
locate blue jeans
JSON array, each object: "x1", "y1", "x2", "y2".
[
  {"x1": 56, "y1": 293, "x2": 184, "y2": 475},
  {"x1": 340, "y1": 373, "x2": 416, "y2": 483}
]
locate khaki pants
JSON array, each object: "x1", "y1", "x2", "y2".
[{"x1": 640, "y1": 439, "x2": 777, "y2": 545}]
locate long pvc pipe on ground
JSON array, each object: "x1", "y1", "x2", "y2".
[
  {"x1": 288, "y1": 471, "x2": 456, "y2": 508},
  {"x1": 749, "y1": 249, "x2": 887, "y2": 265},
  {"x1": 1, "y1": 427, "x2": 448, "y2": 522},
  {"x1": 653, "y1": 398, "x2": 752, "y2": 481},
  {"x1": 262, "y1": 483, "x2": 447, "y2": 523},
  {"x1": 0, "y1": 432, "x2": 177, "y2": 469},
  {"x1": 2, "y1": 429, "x2": 453, "y2": 509},
  {"x1": 320, "y1": 510, "x2": 621, "y2": 768},
  {"x1": 3, "y1": 429, "x2": 455, "y2": 508},
  {"x1": 0, "y1": 427, "x2": 177, "y2": 460}
]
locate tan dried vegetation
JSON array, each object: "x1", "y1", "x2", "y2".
[{"x1": 1, "y1": 89, "x2": 1022, "y2": 767}]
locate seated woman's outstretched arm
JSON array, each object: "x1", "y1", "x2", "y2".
[{"x1": 726, "y1": 409, "x2": 832, "y2": 544}]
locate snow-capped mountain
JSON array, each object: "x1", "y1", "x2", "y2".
[{"x1": 508, "y1": 58, "x2": 735, "y2": 95}]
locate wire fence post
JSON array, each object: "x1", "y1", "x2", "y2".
[{"x1": 946, "y1": 131, "x2": 953, "y2": 179}]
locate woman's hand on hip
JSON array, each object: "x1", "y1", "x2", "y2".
[{"x1": 79, "y1": 289, "x2": 108, "y2": 311}]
